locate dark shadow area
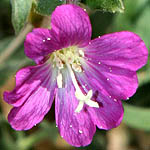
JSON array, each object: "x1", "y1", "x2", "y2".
[
  {"x1": 90, "y1": 11, "x2": 114, "y2": 38},
  {"x1": 126, "y1": 83, "x2": 150, "y2": 108},
  {"x1": 0, "y1": 0, "x2": 14, "y2": 39}
]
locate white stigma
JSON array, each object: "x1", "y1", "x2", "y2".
[
  {"x1": 67, "y1": 64, "x2": 99, "y2": 113},
  {"x1": 52, "y1": 46, "x2": 99, "y2": 113}
]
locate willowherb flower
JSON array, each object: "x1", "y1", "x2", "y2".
[{"x1": 4, "y1": 4, "x2": 148, "y2": 147}]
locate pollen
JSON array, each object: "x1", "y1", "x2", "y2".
[
  {"x1": 52, "y1": 46, "x2": 84, "y2": 72},
  {"x1": 72, "y1": 63, "x2": 82, "y2": 72},
  {"x1": 79, "y1": 49, "x2": 84, "y2": 57}
]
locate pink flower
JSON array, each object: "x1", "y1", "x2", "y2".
[{"x1": 4, "y1": 4, "x2": 148, "y2": 147}]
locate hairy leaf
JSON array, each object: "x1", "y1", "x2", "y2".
[
  {"x1": 82, "y1": 0, "x2": 124, "y2": 13},
  {"x1": 10, "y1": 0, "x2": 32, "y2": 34},
  {"x1": 34, "y1": 0, "x2": 63, "y2": 16}
]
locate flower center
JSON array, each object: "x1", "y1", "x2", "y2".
[
  {"x1": 52, "y1": 46, "x2": 83, "y2": 72},
  {"x1": 52, "y1": 46, "x2": 99, "y2": 112}
]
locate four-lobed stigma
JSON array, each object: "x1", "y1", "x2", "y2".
[{"x1": 51, "y1": 46, "x2": 99, "y2": 112}]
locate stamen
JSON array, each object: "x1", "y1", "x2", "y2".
[
  {"x1": 65, "y1": 51, "x2": 74, "y2": 64},
  {"x1": 52, "y1": 47, "x2": 99, "y2": 112},
  {"x1": 72, "y1": 63, "x2": 82, "y2": 72},
  {"x1": 57, "y1": 72, "x2": 63, "y2": 88},
  {"x1": 79, "y1": 49, "x2": 84, "y2": 57},
  {"x1": 54, "y1": 53, "x2": 64, "y2": 69}
]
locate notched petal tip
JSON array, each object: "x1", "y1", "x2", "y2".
[
  {"x1": 51, "y1": 4, "x2": 92, "y2": 47},
  {"x1": 24, "y1": 28, "x2": 61, "y2": 64},
  {"x1": 55, "y1": 74, "x2": 96, "y2": 147},
  {"x1": 86, "y1": 31, "x2": 148, "y2": 71},
  {"x1": 82, "y1": 31, "x2": 148, "y2": 100}
]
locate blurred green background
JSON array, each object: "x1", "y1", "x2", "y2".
[{"x1": 0, "y1": 0, "x2": 150, "y2": 150}]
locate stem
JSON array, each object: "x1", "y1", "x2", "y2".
[
  {"x1": 65, "y1": 0, "x2": 79, "y2": 4},
  {"x1": 0, "y1": 23, "x2": 33, "y2": 65}
]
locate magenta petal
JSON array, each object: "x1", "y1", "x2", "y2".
[
  {"x1": 85, "y1": 31, "x2": 148, "y2": 71},
  {"x1": 4, "y1": 63, "x2": 51, "y2": 106},
  {"x1": 75, "y1": 72, "x2": 124, "y2": 130},
  {"x1": 82, "y1": 62, "x2": 138, "y2": 100},
  {"x1": 4, "y1": 63, "x2": 57, "y2": 130},
  {"x1": 55, "y1": 72, "x2": 96, "y2": 147},
  {"x1": 88, "y1": 99, "x2": 124, "y2": 130},
  {"x1": 82, "y1": 31, "x2": 148, "y2": 100},
  {"x1": 24, "y1": 28, "x2": 61, "y2": 64},
  {"x1": 51, "y1": 4, "x2": 91, "y2": 47}
]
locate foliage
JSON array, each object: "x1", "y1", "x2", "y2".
[
  {"x1": 10, "y1": 0, "x2": 32, "y2": 34},
  {"x1": 34, "y1": 0, "x2": 63, "y2": 16},
  {"x1": 124, "y1": 104, "x2": 150, "y2": 131},
  {"x1": 82, "y1": 0, "x2": 124, "y2": 13}
]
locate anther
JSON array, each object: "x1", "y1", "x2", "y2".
[{"x1": 57, "y1": 72, "x2": 63, "y2": 88}]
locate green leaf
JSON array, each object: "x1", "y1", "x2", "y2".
[
  {"x1": 10, "y1": 0, "x2": 32, "y2": 34},
  {"x1": 17, "y1": 121, "x2": 58, "y2": 150},
  {"x1": 83, "y1": 0, "x2": 124, "y2": 13},
  {"x1": 112, "y1": 0, "x2": 150, "y2": 47},
  {"x1": 0, "y1": 116, "x2": 18, "y2": 150},
  {"x1": 34, "y1": 0, "x2": 63, "y2": 16},
  {"x1": 123, "y1": 104, "x2": 150, "y2": 131},
  {"x1": 112, "y1": 0, "x2": 150, "y2": 84}
]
